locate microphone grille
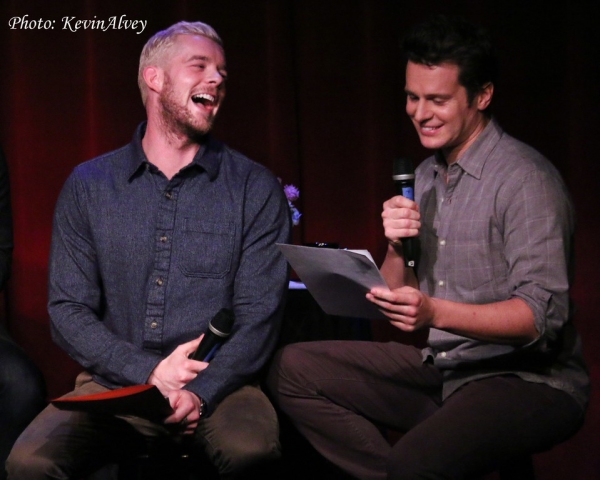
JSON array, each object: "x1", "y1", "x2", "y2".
[
  {"x1": 209, "y1": 308, "x2": 235, "y2": 337},
  {"x1": 393, "y1": 157, "x2": 414, "y2": 176}
]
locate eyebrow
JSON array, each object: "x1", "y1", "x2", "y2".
[
  {"x1": 186, "y1": 55, "x2": 211, "y2": 63},
  {"x1": 405, "y1": 89, "x2": 452, "y2": 100},
  {"x1": 185, "y1": 54, "x2": 227, "y2": 70}
]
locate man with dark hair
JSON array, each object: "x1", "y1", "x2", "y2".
[
  {"x1": 8, "y1": 20, "x2": 290, "y2": 479},
  {"x1": 268, "y1": 15, "x2": 588, "y2": 479}
]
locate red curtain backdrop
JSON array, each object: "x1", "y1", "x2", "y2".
[{"x1": 1, "y1": 1, "x2": 599, "y2": 478}]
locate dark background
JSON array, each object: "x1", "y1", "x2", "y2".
[{"x1": 1, "y1": 1, "x2": 598, "y2": 478}]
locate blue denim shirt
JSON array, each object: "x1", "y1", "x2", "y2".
[{"x1": 48, "y1": 123, "x2": 291, "y2": 411}]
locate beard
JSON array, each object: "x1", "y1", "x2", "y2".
[{"x1": 158, "y1": 77, "x2": 216, "y2": 142}]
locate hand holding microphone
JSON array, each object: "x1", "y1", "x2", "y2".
[
  {"x1": 391, "y1": 158, "x2": 418, "y2": 268},
  {"x1": 190, "y1": 308, "x2": 235, "y2": 362}
]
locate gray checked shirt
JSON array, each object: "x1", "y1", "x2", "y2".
[{"x1": 417, "y1": 119, "x2": 589, "y2": 410}]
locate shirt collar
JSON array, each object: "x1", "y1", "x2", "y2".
[
  {"x1": 434, "y1": 118, "x2": 503, "y2": 180},
  {"x1": 127, "y1": 122, "x2": 222, "y2": 181}
]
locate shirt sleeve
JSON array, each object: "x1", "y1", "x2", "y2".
[
  {"x1": 48, "y1": 171, "x2": 163, "y2": 386},
  {"x1": 501, "y1": 165, "x2": 575, "y2": 353},
  {"x1": 184, "y1": 168, "x2": 292, "y2": 412}
]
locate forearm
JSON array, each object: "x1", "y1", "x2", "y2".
[
  {"x1": 49, "y1": 302, "x2": 162, "y2": 385},
  {"x1": 380, "y1": 242, "x2": 418, "y2": 289},
  {"x1": 430, "y1": 296, "x2": 539, "y2": 345},
  {"x1": 185, "y1": 170, "x2": 291, "y2": 409}
]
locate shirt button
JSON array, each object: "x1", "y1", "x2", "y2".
[
  {"x1": 156, "y1": 278, "x2": 164, "y2": 286},
  {"x1": 165, "y1": 191, "x2": 173, "y2": 199},
  {"x1": 439, "y1": 239, "x2": 446, "y2": 246},
  {"x1": 438, "y1": 280, "x2": 445, "y2": 287},
  {"x1": 150, "y1": 321, "x2": 158, "y2": 329},
  {"x1": 160, "y1": 236, "x2": 168, "y2": 243},
  {"x1": 440, "y1": 351, "x2": 447, "y2": 358}
]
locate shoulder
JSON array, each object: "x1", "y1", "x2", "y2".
[
  {"x1": 70, "y1": 143, "x2": 135, "y2": 185},
  {"x1": 57, "y1": 143, "x2": 136, "y2": 211},
  {"x1": 215, "y1": 142, "x2": 283, "y2": 194},
  {"x1": 491, "y1": 132, "x2": 569, "y2": 195}
]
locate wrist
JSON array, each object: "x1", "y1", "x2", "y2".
[
  {"x1": 386, "y1": 240, "x2": 404, "y2": 257},
  {"x1": 197, "y1": 396, "x2": 207, "y2": 418},
  {"x1": 428, "y1": 297, "x2": 442, "y2": 329}
]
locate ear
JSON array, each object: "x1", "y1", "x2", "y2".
[
  {"x1": 476, "y1": 82, "x2": 494, "y2": 111},
  {"x1": 142, "y1": 66, "x2": 164, "y2": 95}
]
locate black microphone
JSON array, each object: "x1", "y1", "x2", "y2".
[
  {"x1": 190, "y1": 308, "x2": 234, "y2": 362},
  {"x1": 392, "y1": 158, "x2": 417, "y2": 268}
]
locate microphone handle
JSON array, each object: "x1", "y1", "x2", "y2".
[
  {"x1": 193, "y1": 334, "x2": 223, "y2": 362},
  {"x1": 395, "y1": 179, "x2": 417, "y2": 268}
]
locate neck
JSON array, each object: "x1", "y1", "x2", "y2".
[
  {"x1": 442, "y1": 115, "x2": 490, "y2": 165},
  {"x1": 141, "y1": 117, "x2": 203, "y2": 180}
]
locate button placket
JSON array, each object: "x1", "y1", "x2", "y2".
[{"x1": 142, "y1": 181, "x2": 181, "y2": 349}]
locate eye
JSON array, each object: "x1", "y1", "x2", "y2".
[{"x1": 432, "y1": 97, "x2": 449, "y2": 106}]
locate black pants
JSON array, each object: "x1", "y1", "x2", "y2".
[{"x1": 267, "y1": 341, "x2": 584, "y2": 480}]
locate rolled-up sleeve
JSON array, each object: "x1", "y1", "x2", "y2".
[{"x1": 501, "y1": 167, "x2": 575, "y2": 351}]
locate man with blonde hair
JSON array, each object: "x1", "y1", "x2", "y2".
[{"x1": 8, "y1": 20, "x2": 290, "y2": 479}]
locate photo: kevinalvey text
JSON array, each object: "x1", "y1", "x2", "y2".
[{"x1": 8, "y1": 15, "x2": 147, "y2": 34}]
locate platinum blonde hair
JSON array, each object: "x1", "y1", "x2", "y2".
[{"x1": 138, "y1": 21, "x2": 223, "y2": 105}]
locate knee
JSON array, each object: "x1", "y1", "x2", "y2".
[
  {"x1": 201, "y1": 386, "x2": 281, "y2": 476},
  {"x1": 6, "y1": 444, "x2": 59, "y2": 480},
  {"x1": 204, "y1": 416, "x2": 281, "y2": 476},
  {"x1": 209, "y1": 434, "x2": 281, "y2": 476},
  {"x1": 266, "y1": 343, "x2": 322, "y2": 400}
]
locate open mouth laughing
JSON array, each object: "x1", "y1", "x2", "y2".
[{"x1": 191, "y1": 93, "x2": 217, "y2": 107}]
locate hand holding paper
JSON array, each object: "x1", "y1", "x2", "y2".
[{"x1": 277, "y1": 244, "x2": 390, "y2": 320}]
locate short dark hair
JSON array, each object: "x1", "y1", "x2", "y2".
[{"x1": 402, "y1": 15, "x2": 498, "y2": 105}]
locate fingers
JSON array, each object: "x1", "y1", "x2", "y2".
[
  {"x1": 369, "y1": 286, "x2": 419, "y2": 304},
  {"x1": 382, "y1": 195, "x2": 421, "y2": 243},
  {"x1": 180, "y1": 335, "x2": 203, "y2": 358},
  {"x1": 383, "y1": 194, "x2": 419, "y2": 211},
  {"x1": 148, "y1": 338, "x2": 208, "y2": 395},
  {"x1": 366, "y1": 287, "x2": 422, "y2": 328},
  {"x1": 164, "y1": 390, "x2": 203, "y2": 434}
]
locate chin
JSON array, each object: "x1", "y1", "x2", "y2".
[{"x1": 419, "y1": 136, "x2": 445, "y2": 151}]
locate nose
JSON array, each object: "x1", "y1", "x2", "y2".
[
  {"x1": 408, "y1": 100, "x2": 431, "y2": 123},
  {"x1": 206, "y1": 67, "x2": 225, "y2": 86}
]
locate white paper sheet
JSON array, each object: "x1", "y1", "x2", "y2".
[{"x1": 277, "y1": 244, "x2": 390, "y2": 320}]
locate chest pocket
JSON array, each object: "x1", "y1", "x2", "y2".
[{"x1": 179, "y1": 219, "x2": 235, "y2": 278}]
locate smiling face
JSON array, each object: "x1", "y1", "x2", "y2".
[
  {"x1": 405, "y1": 61, "x2": 492, "y2": 164},
  {"x1": 156, "y1": 34, "x2": 227, "y2": 139}
]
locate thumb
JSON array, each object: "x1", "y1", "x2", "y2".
[{"x1": 180, "y1": 335, "x2": 203, "y2": 357}]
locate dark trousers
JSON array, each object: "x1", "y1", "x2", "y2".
[
  {"x1": 0, "y1": 332, "x2": 46, "y2": 480},
  {"x1": 267, "y1": 341, "x2": 584, "y2": 480},
  {"x1": 7, "y1": 372, "x2": 280, "y2": 479}
]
